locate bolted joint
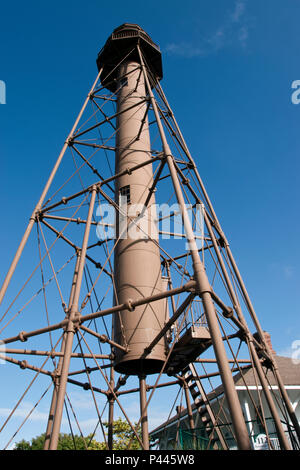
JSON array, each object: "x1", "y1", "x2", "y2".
[
  {"x1": 72, "y1": 312, "x2": 81, "y2": 330},
  {"x1": 63, "y1": 316, "x2": 79, "y2": 334},
  {"x1": 125, "y1": 299, "x2": 135, "y2": 312},
  {"x1": 107, "y1": 392, "x2": 115, "y2": 401},
  {"x1": 223, "y1": 307, "x2": 234, "y2": 319},
  {"x1": 165, "y1": 152, "x2": 174, "y2": 161},
  {"x1": 186, "y1": 282, "x2": 196, "y2": 294},
  {"x1": 19, "y1": 360, "x2": 28, "y2": 370},
  {"x1": 18, "y1": 331, "x2": 28, "y2": 343},
  {"x1": 218, "y1": 236, "x2": 227, "y2": 248},
  {"x1": 156, "y1": 151, "x2": 166, "y2": 161},
  {"x1": 217, "y1": 229, "x2": 229, "y2": 247},
  {"x1": 236, "y1": 329, "x2": 248, "y2": 343},
  {"x1": 50, "y1": 351, "x2": 56, "y2": 360},
  {"x1": 99, "y1": 334, "x2": 108, "y2": 343},
  {"x1": 261, "y1": 357, "x2": 273, "y2": 370},
  {"x1": 50, "y1": 369, "x2": 58, "y2": 383},
  {"x1": 34, "y1": 210, "x2": 43, "y2": 222},
  {"x1": 52, "y1": 367, "x2": 60, "y2": 379}
]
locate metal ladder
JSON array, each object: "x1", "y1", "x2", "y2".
[{"x1": 183, "y1": 363, "x2": 229, "y2": 450}]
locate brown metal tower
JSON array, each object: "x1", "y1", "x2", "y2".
[{"x1": 0, "y1": 24, "x2": 299, "y2": 451}]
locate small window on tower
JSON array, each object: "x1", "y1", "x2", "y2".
[{"x1": 119, "y1": 185, "x2": 131, "y2": 204}]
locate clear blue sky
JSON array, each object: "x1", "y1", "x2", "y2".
[{"x1": 0, "y1": 0, "x2": 300, "y2": 445}]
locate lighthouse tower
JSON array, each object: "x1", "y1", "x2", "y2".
[{"x1": 97, "y1": 25, "x2": 168, "y2": 375}]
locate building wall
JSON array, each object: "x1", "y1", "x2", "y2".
[{"x1": 151, "y1": 386, "x2": 300, "y2": 450}]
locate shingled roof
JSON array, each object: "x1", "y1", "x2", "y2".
[
  {"x1": 234, "y1": 355, "x2": 300, "y2": 387},
  {"x1": 150, "y1": 355, "x2": 300, "y2": 436}
]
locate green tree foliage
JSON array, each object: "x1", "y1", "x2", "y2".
[
  {"x1": 103, "y1": 417, "x2": 142, "y2": 450},
  {"x1": 13, "y1": 418, "x2": 142, "y2": 450},
  {"x1": 13, "y1": 433, "x2": 102, "y2": 450}
]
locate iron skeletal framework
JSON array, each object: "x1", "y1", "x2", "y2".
[{"x1": 0, "y1": 24, "x2": 299, "y2": 451}]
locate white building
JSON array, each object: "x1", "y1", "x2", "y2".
[{"x1": 150, "y1": 353, "x2": 300, "y2": 450}]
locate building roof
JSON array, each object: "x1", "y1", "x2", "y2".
[
  {"x1": 234, "y1": 355, "x2": 300, "y2": 387},
  {"x1": 150, "y1": 355, "x2": 300, "y2": 436}
]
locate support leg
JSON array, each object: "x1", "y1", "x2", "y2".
[
  {"x1": 48, "y1": 187, "x2": 97, "y2": 449},
  {"x1": 139, "y1": 375, "x2": 149, "y2": 450}
]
